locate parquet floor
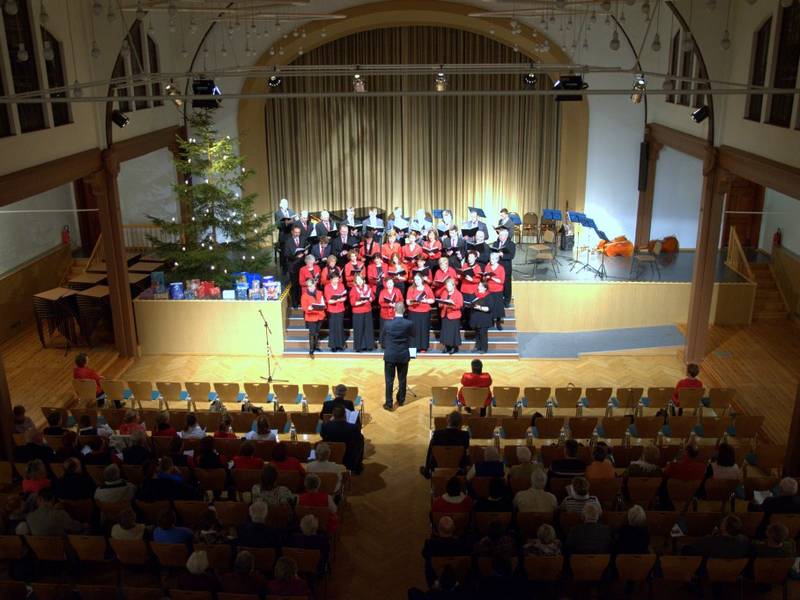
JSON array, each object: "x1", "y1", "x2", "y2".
[{"x1": 2, "y1": 320, "x2": 799, "y2": 598}]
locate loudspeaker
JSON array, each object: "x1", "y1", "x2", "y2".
[{"x1": 637, "y1": 142, "x2": 649, "y2": 192}]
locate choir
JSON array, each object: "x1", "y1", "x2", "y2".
[{"x1": 276, "y1": 205, "x2": 516, "y2": 356}]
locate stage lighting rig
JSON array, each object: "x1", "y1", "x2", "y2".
[
  {"x1": 434, "y1": 69, "x2": 448, "y2": 92},
  {"x1": 111, "y1": 109, "x2": 129, "y2": 128},
  {"x1": 691, "y1": 105, "x2": 710, "y2": 123},
  {"x1": 553, "y1": 74, "x2": 587, "y2": 102},
  {"x1": 630, "y1": 75, "x2": 646, "y2": 104}
]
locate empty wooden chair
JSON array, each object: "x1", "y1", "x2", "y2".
[
  {"x1": 569, "y1": 554, "x2": 610, "y2": 581},
  {"x1": 555, "y1": 386, "x2": 582, "y2": 409},
  {"x1": 67, "y1": 535, "x2": 110, "y2": 564},
  {"x1": 659, "y1": 555, "x2": 702, "y2": 583},
  {"x1": 272, "y1": 384, "x2": 300, "y2": 407},
  {"x1": 683, "y1": 512, "x2": 723, "y2": 538},
  {"x1": 467, "y1": 417, "x2": 497, "y2": 440},
  {"x1": 500, "y1": 418, "x2": 530, "y2": 440},
  {"x1": 598, "y1": 416, "x2": 629, "y2": 441},
  {"x1": 213, "y1": 382, "x2": 241, "y2": 403},
  {"x1": 582, "y1": 387, "x2": 613, "y2": 415},
  {"x1": 155, "y1": 382, "x2": 186, "y2": 408},
  {"x1": 185, "y1": 382, "x2": 212, "y2": 404},
  {"x1": 677, "y1": 387, "x2": 705, "y2": 414},
  {"x1": 523, "y1": 554, "x2": 563, "y2": 582},
  {"x1": 729, "y1": 415, "x2": 764, "y2": 446},
  {"x1": 632, "y1": 416, "x2": 663, "y2": 442},
  {"x1": 609, "y1": 445, "x2": 644, "y2": 469},
  {"x1": 25, "y1": 535, "x2": 67, "y2": 562},
  {"x1": 430, "y1": 386, "x2": 459, "y2": 428},
  {"x1": 150, "y1": 542, "x2": 189, "y2": 569},
  {"x1": 706, "y1": 558, "x2": 748, "y2": 583},
  {"x1": 302, "y1": 384, "x2": 329, "y2": 405},
  {"x1": 102, "y1": 380, "x2": 128, "y2": 406},
  {"x1": 696, "y1": 417, "x2": 727, "y2": 442},
  {"x1": 534, "y1": 417, "x2": 564, "y2": 440},
  {"x1": 474, "y1": 511, "x2": 512, "y2": 536},
  {"x1": 523, "y1": 386, "x2": 553, "y2": 415},
  {"x1": 614, "y1": 387, "x2": 644, "y2": 415},
  {"x1": 291, "y1": 413, "x2": 321, "y2": 435},
  {"x1": 752, "y1": 557, "x2": 795, "y2": 596},
  {"x1": 642, "y1": 387, "x2": 672, "y2": 415},
  {"x1": 704, "y1": 478, "x2": 740, "y2": 510},
  {"x1": 127, "y1": 381, "x2": 157, "y2": 407},
  {"x1": 615, "y1": 553, "x2": 657, "y2": 585},
  {"x1": 243, "y1": 382, "x2": 271, "y2": 403},
  {"x1": 567, "y1": 416, "x2": 597, "y2": 440},
  {"x1": 110, "y1": 538, "x2": 150, "y2": 567},
  {"x1": 751, "y1": 444, "x2": 786, "y2": 475},
  {"x1": 431, "y1": 446, "x2": 466, "y2": 469},
  {"x1": 491, "y1": 386, "x2": 520, "y2": 416},
  {"x1": 666, "y1": 479, "x2": 700, "y2": 511},
  {"x1": 705, "y1": 387, "x2": 735, "y2": 416},
  {"x1": 666, "y1": 415, "x2": 697, "y2": 441},
  {"x1": 627, "y1": 477, "x2": 663, "y2": 508}
]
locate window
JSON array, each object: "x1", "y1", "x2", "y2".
[
  {"x1": 678, "y1": 43, "x2": 694, "y2": 107},
  {"x1": 112, "y1": 55, "x2": 131, "y2": 113},
  {"x1": 694, "y1": 64, "x2": 709, "y2": 108},
  {"x1": 3, "y1": 0, "x2": 45, "y2": 132},
  {"x1": 768, "y1": 1, "x2": 800, "y2": 127},
  {"x1": 0, "y1": 68, "x2": 10, "y2": 137},
  {"x1": 666, "y1": 31, "x2": 680, "y2": 104},
  {"x1": 129, "y1": 22, "x2": 148, "y2": 110},
  {"x1": 148, "y1": 34, "x2": 162, "y2": 107},
  {"x1": 746, "y1": 18, "x2": 772, "y2": 122},
  {"x1": 41, "y1": 27, "x2": 70, "y2": 127},
  {"x1": 112, "y1": 20, "x2": 162, "y2": 113}
]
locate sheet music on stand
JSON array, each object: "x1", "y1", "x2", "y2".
[{"x1": 542, "y1": 209, "x2": 563, "y2": 222}]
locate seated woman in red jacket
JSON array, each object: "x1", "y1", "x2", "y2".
[
  {"x1": 457, "y1": 358, "x2": 493, "y2": 410},
  {"x1": 298, "y1": 473, "x2": 338, "y2": 532},
  {"x1": 672, "y1": 363, "x2": 703, "y2": 415},
  {"x1": 270, "y1": 442, "x2": 306, "y2": 475}
]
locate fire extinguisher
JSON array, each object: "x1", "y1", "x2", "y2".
[
  {"x1": 61, "y1": 225, "x2": 71, "y2": 245},
  {"x1": 773, "y1": 228, "x2": 782, "y2": 248}
]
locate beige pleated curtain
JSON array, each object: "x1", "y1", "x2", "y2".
[{"x1": 264, "y1": 26, "x2": 560, "y2": 222}]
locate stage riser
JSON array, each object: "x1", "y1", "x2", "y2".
[
  {"x1": 287, "y1": 307, "x2": 516, "y2": 318},
  {"x1": 286, "y1": 315, "x2": 517, "y2": 327},
  {"x1": 283, "y1": 339, "x2": 518, "y2": 351},
  {"x1": 282, "y1": 348, "x2": 519, "y2": 359},
  {"x1": 287, "y1": 327, "x2": 518, "y2": 339}
]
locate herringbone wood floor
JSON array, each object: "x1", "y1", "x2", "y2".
[{"x1": 3, "y1": 320, "x2": 799, "y2": 598}]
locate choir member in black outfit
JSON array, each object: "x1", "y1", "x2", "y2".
[
  {"x1": 469, "y1": 229, "x2": 490, "y2": 266},
  {"x1": 491, "y1": 226, "x2": 516, "y2": 308},
  {"x1": 442, "y1": 226, "x2": 465, "y2": 269},
  {"x1": 275, "y1": 198, "x2": 294, "y2": 274},
  {"x1": 295, "y1": 210, "x2": 314, "y2": 239},
  {"x1": 283, "y1": 224, "x2": 307, "y2": 308},
  {"x1": 314, "y1": 210, "x2": 337, "y2": 239},
  {"x1": 349, "y1": 274, "x2": 375, "y2": 352},
  {"x1": 331, "y1": 223, "x2": 358, "y2": 266},
  {"x1": 469, "y1": 280, "x2": 493, "y2": 354},
  {"x1": 310, "y1": 235, "x2": 331, "y2": 264}
]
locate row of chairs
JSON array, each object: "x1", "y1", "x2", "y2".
[
  {"x1": 0, "y1": 583, "x2": 310, "y2": 600},
  {"x1": 429, "y1": 385, "x2": 736, "y2": 427}
]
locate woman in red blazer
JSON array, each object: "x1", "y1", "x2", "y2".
[
  {"x1": 485, "y1": 252, "x2": 506, "y2": 330},
  {"x1": 349, "y1": 274, "x2": 374, "y2": 352},
  {"x1": 432, "y1": 257, "x2": 457, "y2": 294},
  {"x1": 405, "y1": 273, "x2": 435, "y2": 352},
  {"x1": 359, "y1": 229, "x2": 381, "y2": 262},
  {"x1": 437, "y1": 278, "x2": 463, "y2": 354},
  {"x1": 387, "y1": 253, "x2": 409, "y2": 295},
  {"x1": 343, "y1": 251, "x2": 365, "y2": 289},
  {"x1": 381, "y1": 230, "x2": 401, "y2": 263},
  {"x1": 457, "y1": 358, "x2": 493, "y2": 409},
  {"x1": 300, "y1": 278, "x2": 325, "y2": 357},
  {"x1": 298, "y1": 254, "x2": 321, "y2": 289},
  {"x1": 401, "y1": 230, "x2": 422, "y2": 264},
  {"x1": 319, "y1": 254, "x2": 341, "y2": 287},
  {"x1": 377, "y1": 277, "x2": 402, "y2": 348},
  {"x1": 422, "y1": 229, "x2": 442, "y2": 269},
  {"x1": 323, "y1": 272, "x2": 347, "y2": 352},
  {"x1": 366, "y1": 253, "x2": 385, "y2": 297}
]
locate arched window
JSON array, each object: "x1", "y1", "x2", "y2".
[
  {"x1": 41, "y1": 27, "x2": 70, "y2": 127},
  {"x1": 2, "y1": 0, "x2": 45, "y2": 132},
  {"x1": 112, "y1": 19, "x2": 162, "y2": 113},
  {"x1": 0, "y1": 66, "x2": 10, "y2": 137},
  {"x1": 767, "y1": 0, "x2": 800, "y2": 128},
  {"x1": 746, "y1": 18, "x2": 772, "y2": 122}
]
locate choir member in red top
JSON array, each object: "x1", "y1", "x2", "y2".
[
  {"x1": 387, "y1": 253, "x2": 409, "y2": 295},
  {"x1": 359, "y1": 229, "x2": 381, "y2": 262},
  {"x1": 349, "y1": 274, "x2": 375, "y2": 352},
  {"x1": 672, "y1": 363, "x2": 703, "y2": 415},
  {"x1": 485, "y1": 252, "x2": 506, "y2": 330},
  {"x1": 469, "y1": 280, "x2": 493, "y2": 354},
  {"x1": 343, "y1": 251, "x2": 365, "y2": 288},
  {"x1": 401, "y1": 230, "x2": 422, "y2": 264},
  {"x1": 459, "y1": 252, "x2": 482, "y2": 302},
  {"x1": 324, "y1": 272, "x2": 347, "y2": 352},
  {"x1": 412, "y1": 256, "x2": 432, "y2": 286},
  {"x1": 298, "y1": 254, "x2": 321, "y2": 289},
  {"x1": 405, "y1": 273, "x2": 435, "y2": 352},
  {"x1": 422, "y1": 229, "x2": 442, "y2": 269},
  {"x1": 381, "y1": 230, "x2": 401, "y2": 262},
  {"x1": 320, "y1": 254, "x2": 341, "y2": 287},
  {"x1": 300, "y1": 278, "x2": 326, "y2": 357},
  {"x1": 437, "y1": 278, "x2": 463, "y2": 354},
  {"x1": 432, "y1": 257, "x2": 457, "y2": 294},
  {"x1": 366, "y1": 253, "x2": 385, "y2": 296},
  {"x1": 377, "y1": 278, "x2": 402, "y2": 348},
  {"x1": 457, "y1": 358, "x2": 493, "y2": 407}
]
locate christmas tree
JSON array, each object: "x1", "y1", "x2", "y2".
[{"x1": 148, "y1": 110, "x2": 272, "y2": 287}]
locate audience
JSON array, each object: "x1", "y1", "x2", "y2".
[
  {"x1": 77, "y1": 414, "x2": 98, "y2": 437},
  {"x1": 152, "y1": 412, "x2": 177, "y2": 437},
  {"x1": 180, "y1": 413, "x2": 206, "y2": 439},
  {"x1": 22, "y1": 460, "x2": 51, "y2": 495},
  {"x1": 624, "y1": 445, "x2": 663, "y2": 478},
  {"x1": 118, "y1": 410, "x2": 146, "y2": 436},
  {"x1": 457, "y1": 359, "x2": 493, "y2": 412},
  {"x1": 432, "y1": 477, "x2": 473, "y2": 514},
  {"x1": 236, "y1": 500, "x2": 283, "y2": 548},
  {"x1": 220, "y1": 550, "x2": 267, "y2": 596},
  {"x1": 233, "y1": 441, "x2": 265, "y2": 470},
  {"x1": 251, "y1": 464, "x2": 296, "y2": 507},
  {"x1": 564, "y1": 502, "x2": 612, "y2": 555},
  {"x1": 298, "y1": 474, "x2": 337, "y2": 519},
  {"x1": 122, "y1": 430, "x2": 153, "y2": 465},
  {"x1": 20, "y1": 488, "x2": 84, "y2": 536},
  {"x1": 474, "y1": 477, "x2": 513, "y2": 513},
  {"x1": 153, "y1": 509, "x2": 194, "y2": 544},
  {"x1": 422, "y1": 410, "x2": 469, "y2": 477},
  {"x1": 244, "y1": 415, "x2": 276, "y2": 441},
  {"x1": 14, "y1": 428, "x2": 55, "y2": 464},
  {"x1": 508, "y1": 446, "x2": 537, "y2": 482},
  {"x1": 136, "y1": 458, "x2": 201, "y2": 502},
  {"x1": 474, "y1": 521, "x2": 515, "y2": 559},
  {"x1": 288, "y1": 514, "x2": 331, "y2": 571},
  {"x1": 82, "y1": 436, "x2": 113, "y2": 465},
  {"x1": 754, "y1": 523, "x2": 793, "y2": 557},
  {"x1": 684, "y1": 514, "x2": 750, "y2": 558},
  {"x1": 422, "y1": 516, "x2": 471, "y2": 586},
  {"x1": 706, "y1": 442, "x2": 742, "y2": 481},
  {"x1": 177, "y1": 550, "x2": 219, "y2": 592},
  {"x1": 270, "y1": 442, "x2": 306, "y2": 475},
  {"x1": 760, "y1": 477, "x2": 800, "y2": 517},
  {"x1": 672, "y1": 362, "x2": 703, "y2": 414},
  {"x1": 306, "y1": 442, "x2": 346, "y2": 493},
  {"x1": 195, "y1": 435, "x2": 225, "y2": 469},
  {"x1": 73, "y1": 352, "x2": 105, "y2": 405},
  {"x1": 513, "y1": 468, "x2": 557, "y2": 514},
  {"x1": 42, "y1": 411, "x2": 66, "y2": 436},
  {"x1": 466, "y1": 446, "x2": 504, "y2": 480},
  {"x1": 12, "y1": 405, "x2": 35, "y2": 434},
  {"x1": 560, "y1": 476, "x2": 601, "y2": 514},
  {"x1": 167, "y1": 435, "x2": 191, "y2": 467},
  {"x1": 215, "y1": 416, "x2": 236, "y2": 439},
  {"x1": 524, "y1": 523, "x2": 561, "y2": 556},
  {"x1": 110, "y1": 507, "x2": 145, "y2": 540},
  {"x1": 267, "y1": 557, "x2": 309, "y2": 597},
  {"x1": 320, "y1": 383, "x2": 356, "y2": 418},
  {"x1": 52, "y1": 458, "x2": 95, "y2": 500},
  {"x1": 320, "y1": 405, "x2": 364, "y2": 474},
  {"x1": 55, "y1": 431, "x2": 82, "y2": 462},
  {"x1": 614, "y1": 505, "x2": 650, "y2": 554},
  {"x1": 664, "y1": 443, "x2": 707, "y2": 481},
  {"x1": 549, "y1": 439, "x2": 586, "y2": 478},
  {"x1": 94, "y1": 464, "x2": 136, "y2": 503},
  {"x1": 195, "y1": 509, "x2": 226, "y2": 544},
  {"x1": 585, "y1": 444, "x2": 615, "y2": 479}
]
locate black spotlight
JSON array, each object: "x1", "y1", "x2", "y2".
[
  {"x1": 523, "y1": 72, "x2": 538, "y2": 88},
  {"x1": 192, "y1": 78, "x2": 221, "y2": 109},
  {"x1": 111, "y1": 109, "x2": 129, "y2": 128},
  {"x1": 267, "y1": 74, "x2": 282, "y2": 89},
  {"x1": 553, "y1": 74, "x2": 588, "y2": 101},
  {"x1": 691, "y1": 105, "x2": 710, "y2": 123}
]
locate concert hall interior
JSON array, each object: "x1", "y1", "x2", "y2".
[{"x1": 1, "y1": 1, "x2": 800, "y2": 599}]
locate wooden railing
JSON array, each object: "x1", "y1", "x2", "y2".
[
  {"x1": 772, "y1": 246, "x2": 800, "y2": 316},
  {"x1": 122, "y1": 224, "x2": 179, "y2": 252},
  {"x1": 725, "y1": 227, "x2": 755, "y2": 282}
]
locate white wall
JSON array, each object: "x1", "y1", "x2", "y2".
[
  {"x1": 118, "y1": 148, "x2": 179, "y2": 224},
  {"x1": 650, "y1": 147, "x2": 703, "y2": 248},
  {"x1": 759, "y1": 189, "x2": 800, "y2": 255},
  {"x1": 0, "y1": 184, "x2": 79, "y2": 274}
]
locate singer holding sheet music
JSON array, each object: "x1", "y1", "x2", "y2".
[
  {"x1": 332, "y1": 223, "x2": 357, "y2": 266},
  {"x1": 469, "y1": 280, "x2": 493, "y2": 354},
  {"x1": 437, "y1": 278, "x2": 463, "y2": 354},
  {"x1": 485, "y1": 252, "x2": 506, "y2": 330},
  {"x1": 301, "y1": 278, "x2": 326, "y2": 357},
  {"x1": 324, "y1": 271, "x2": 347, "y2": 352},
  {"x1": 349, "y1": 274, "x2": 375, "y2": 352},
  {"x1": 406, "y1": 273, "x2": 435, "y2": 352},
  {"x1": 283, "y1": 224, "x2": 308, "y2": 308},
  {"x1": 377, "y1": 278, "x2": 401, "y2": 348},
  {"x1": 491, "y1": 226, "x2": 516, "y2": 308},
  {"x1": 344, "y1": 251, "x2": 364, "y2": 288}
]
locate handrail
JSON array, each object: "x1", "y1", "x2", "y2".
[
  {"x1": 85, "y1": 234, "x2": 104, "y2": 274},
  {"x1": 725, "y1": 227, "x2": 754, "y2": 282}
]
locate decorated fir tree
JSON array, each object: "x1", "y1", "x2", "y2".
[{"x1": 149, "y1": 110, "x2": 272, "y2": 287}]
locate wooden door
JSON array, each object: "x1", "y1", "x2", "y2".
[
  {"x1": 722, "y1": 176, "x2": 764, "y2": 248},
  {"x1": 74, "y1": 179, "x2": 102, "y2": 255}
]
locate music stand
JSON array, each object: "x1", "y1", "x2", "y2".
[
  {"x1": 594, "y1": 229, "x2": 610, "y2": 279},
  {"x1": 573, "y1": 216, "x2": 599, "y2": 275},
  {"x1": 567, "y1": 211, "x2": 586, "y2": 270}
]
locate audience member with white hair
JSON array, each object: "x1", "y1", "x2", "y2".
[
  {"x1": 267, "y1": 557, "x2": 310, "y2": 597},
  {"x1": 177, "y1": 550, "x2": 219, "y2": 592},
  {"x1": 564, "y1": 502, "x2": 612, "y2": 555},
  {"x1": 465, "y1": 446, "x2": 504, "y2": 480},
  {"x1": 93, "y1": 464, "x2": 136, "y2": 503},
  {"x1": 512, "y1": 467, "x2": 557, "y2": 514},
  {"x1": 613, "y1": 505, "x2": 650, "y2": 554},
  {"x1": 306, "y1": 442, "x2": 347, "y2": 492},
  {"x1": 236, "y1": 500, "x2": 283, "y2": 548},
  {"x1": 421, "y1": 515, "x2": 471, "y2": 586},
  {"x1": 220, "y1": 550, "x2": 268, "y2": 595},
  {"x1": 523, "y1": 523, "x2": 561, "y2": 556},
  {"x1": 287, "y1": 514, "x2": 331, "y2": 574},
  {"x1": 508, "y1": 446, "x2": 537, "y2": 482},
  {"x1": 760, "y1": 476, "x2": 800, "y2": 517}
]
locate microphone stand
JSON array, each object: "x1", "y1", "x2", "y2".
[{"x1": 258, "y1": 309, "x2": 287, "y2": 383}]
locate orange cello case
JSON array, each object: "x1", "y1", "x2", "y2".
[{"x1": 597, "y1": 236, "x2": 634, "y2": 257}]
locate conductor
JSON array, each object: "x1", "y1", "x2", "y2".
[{"x1": 382, "y1": 302, "x2": 414, "y2": 411}]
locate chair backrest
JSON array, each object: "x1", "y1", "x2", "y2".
[
  {"x1": 769, "y1": 513, "x2": 800, "y2": 539},
  {"x1": 431, "y1": 445, "x2": 465, "y2": 468},
  {"x1": 677, "y1": 386, "x2": 705, "y2": 410},
  {"x1": 318, "y1": 440, "x2": 346, "y2": 464},
  {"x1": 666, "y1": 478, "x2": 700, "y2": 503},
  {"x1": 429, "y1": 555, "x2": 471, "y2": 583},
  {"x1": 534, "y1": 417, "x2": 564, "y2": 439},
  {"x1": 185, "y1": 382, "x2": 211, "y2": 402},
  {"x1": 243, "y1": 382, "x2": 271, "y2": 403},
  {"x1": 67, "y1": 535, "x2": 108, "y2": 562},
  {"x1": 704, "y1": 478, "x2": 740, "y2": 502},
  {"x1": 272, "y1": 384, "x2": 300, "y2": 405},
  {"x1": 585, "y1": 387, "x2": 613, "y2": 408},
  {"x1": 193, "y1": 543, "x2": 231, "y2": 572},
  {"x1": 342, "y1": 386, "x2": 359, "y2": 403},
  {"x1": 431, "y1": 471, "x2": 463, "y2": 497},
  {"x1": 103, "y1": 380, "x2": 127, "y2": 403},
  {"x1": 627, "y1": 477, "x2": 663, "y2": 508},
  {"x1": 501, "y1": 418, "x2": 530, "y2": 440},
  {"x1": 523, "y1": 387, "x2": 552, "y2": 408},
  {"x1": 290, "y1": 413, "x2": 321, "y2": 435},
  {"x1": 522, "y1": 212, "x2": 538, "y2": 227},
  {"x1": 212, "y1": 383, "x2": 240, "y2": 403},
  {"x1": 752, "y1": 557, "x2": 796, "y2": 585},
  {"x1": 0, "y1": 580, "x2": 27, "y2": 600},
  {"x1": 25, "y1": 535, "x2": 67, "y2": 562},
  {"x1": 587, "y1": 478, "x2": 622, "y2": 506},
  {"x1": 134, "y1": 500, "x2": 171, "y2": 525},
  {"x1": 667, "y1": 415, "x2": 697, "y2": 440},
  {"x1": 127, "y1": 381, "x2": 156, "y2": 406},
  {"x1": 615, "y1": 554, "x2": 657, "y2": 582},
  {"x1": 523, "y1": 555, "x2": 562, "y2": 581},
  {"x1": 542, "y1": 229, "x2": 555, "y2": 243},
  {"x1": 568, "y1": 416, "x2": 598, "y2": 439},
  {"x1": 168, "y1": 592, "x2": 213, "y2": 600},
  {"x1": 516, "y1": 512, "x2": 555, "y2": 539},
  {"x1": 555, "y1": 386, "x2": 582, "y2": 406},
  {"x1": 73, "y1": 379, "x2": 98, "y2": 404},
  {"x1": 156, "y1": 382, "x2": 184, "y2": 406},
  {"x1": 461, "y1": 386, "x2": 489, "y2": 409},
  {"x1": 476, "y1": 556, "x2": 518, "y2": 577},
  {"x1": 706, "y1": 558, "x2": 748, "y2": 582},
  {"x1": 699, "y1": 417, "x2": 727, "y2": 439},
  {"x1": 683, "y1": 512, "x2": 723, "y2": 537},
  {"x1": 302, "y1": 384, "x2": 329, "y2": 404},
  {"x1": 600, "y1": 417, "x2": 629, "y2": 440},
  {"x1": 569, "y1": 554, "x2": 610, "y2": 581},
  {"x1": 633, "y1": 416, "x2": 663, "y2": 440},
  {"x1": 659, "y1": 555, "x2": 702, "y2": 582},
  {"x1": 110, "y1": 538, "x2": 149, "y2": 566},
  {"x1": 492, "y1": 386, "x2": 520, "y2": 408},
  {"x1": 96, "y1": 500, "x2": 131, "y2": 524},
  {"x1": 431, "y1": 386, "x2": 458, "y2": 407},
  {"x1": 281, "y1": 546, "x2": 322, "y2": 576},
  {"x1": 707, "y1": 387, "x2": 735, "y2": 411},
  {"x1": 121, "y1": 588, "x2": 164, "y2": 600},
  {"x1": 467, "y1": 417, "x2": 497, "y2": 440},
  {"x1": 645, "y1": 387, "x2": 672, "y2": 409},
  {"x1": 753, "y1": 444, "x2": 786, "y2": 471},
  {"x1": 237, "y1": 546, "x2": 278, "y2": 575},
  {"x1": 0, "y1": 535, "x2": 24, "y2": 560},
  {"x1": 75, "y1": 586, "x2": 118, "y2": 600},
  {"x1": 615, "y1": 387, "x2": 644, "y2": 410},
  {"x1": 149, "y1": 542, "x2": 189, "y2": 568},
  {"x1": 731, "y1": 415, "x2": 764, "y2": 440}
]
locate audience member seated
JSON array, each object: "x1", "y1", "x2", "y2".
[
  {"x1": 474, "y1": 521, "x2": 516, "y2": 559},
  {"x1": 94, "y1": 464, "x2": 136, "y2": 503},
  {"x1": 22, "y1": 460, "x2": 51, "y2": 495},
  {"x1": 12, "y1": 405, "x2": 35, "y2": 434},
  {"x1": 288, "y1": 514, "x2": 331, "y2": 572},
  {"x1": 52, "y1": 457, "x2": 95, "y2": 500},
  {"x1": 321, "y1": 405, "x2": 365, "y2": 474},
  {"x1": 177, "y1": 550, "x2": 219, "y2": 592},
  {"x1": 408, "y1": 566, "x2": 465, "y2": 600},
  {"x1": 513, "y1": 468, "x2": 557, "y2": 514},
  {"x1": 196, "y1": 509, "x2": 226, "y2": 544},
  {"x1": 137, "y1": 458, "x2": 201, "y2": 502},
  {"x1": 523, "y1": 523, "x2": 561, "y2": 556},
  {"x1": 753, "y1": 523, "x2": 793, "y2": 557},
  {"x1": 474, "y1": 477, "x2": 513, "y2": 513},
  {"x1": 614, "y1": 505, "x2": 650, "y2": 554},
  {"x1": 456, "y1": 358, "x2": 493, "y2": 411},
  {"x1": 55, "y1": 431, "x2": 82, "y2": 463},
  {"x1": 82, "y1": 436, "x2": 113, "y2": 466},
  {"x1": 155, "y1": 457, "x2": 185, "y2": 483},
  {"x1": 664, "y1": 443, "x2": 707, "y2": 481},
  {"x1": 564, "y1": 502, "x2": 612, "y2": 555},
  {"x1": 153, "y1": 508, "x2": 194, "y2": 544},
  {"x1": 270, "y1": 442, "x2": 306, "y2": 475},
  {"x1": 672, "y1": 362, "x2": 702, "y2": 414},
  {"x1": 73, "y1": 352, "x2": 105, "y2": 405},
  {"x1": 466, "y1": 446, "x2": 504, "y2": 480},
  {"x1": 122, "y1": 431, "x2": 153, "y2": 466},
  {"x1": 560, "y1": 476, "x2": 602, "y2": 516},
  {"x1": 180, "y1": 413, "x2": 206, "y2": 439},
  {"x1": 624, "y1": 445, "x2": 663, "y2": 478},
  {"x1": 19, "y1": 488, "x2": 84, "y2": 536},
  {"x1": 220, "y1": 550, "x2": 268, "y2": 596},
  {"x1": 42, "y1": 411, "x2": 66, "y2": 436},
  {"x1": 244, "y1": 414, "x2": 276, "y2": 442},
  {"x1": 215, "y1": 416, "x2": 236, "y2": 439},
  {"x1": 233, "y1": 441, "x2": 265, "y2": 470},
  {"x1": 549, "y1": 439, "x2": 586, "y2": 478},
  {"x1": 111, "y1": 507, "x2": 145, "y2": 540},
  {"x1": 585, "y1": 445, "x2": 615, "y2": 479},
  {"x1": 683, "y1": 514, "x2": 750, "y2": 558},
  {"x1": 267, "y1": 557, "x2": 310, "y2": 597},
  {"x1": 508, "y1": 446, "x2": 537, "y2": 482},
  {"x1": 320, "y1": 383, "x2": 356, "y2": 418},
  {"x1": 14, "y1": 428, "x2": 56, "y2": 464},
  {"x1": 236, "y1": 500, "x2": 283, "y2": 548},
  {"x1": 760, "y1": 477, "x2": 800, "y2": 517},
  {"x1": 299, "y1": 474, "x2": 339, "y2": 534},
  {"x1": 421, "y1": 411, "x2": 469, "y2": 477},
  {"x1": 706, "y1": 443, "x2": 742, "y2": 481},
  {"x1": 167, "y1": 435, "x2": 192, "y2": 467},
  {"x1": 152, "y1": 412, "x2": 177, "y2": 437},
  {"x1": 432, "y1": 477, "x2": 473, "y2": 514},
  {"x1": 421, "y1": 516, "x2": 471, "y2": 586},
  {"x1": 252, "y1": 464, "x2": 297, "y2": 507},
  {"x1": 195, "y1": 435, "x2": 225, "y2": 469},
  {"x1": 306, "y1": 442, "x2": 347, "y2": 493},
  {"x1": 119, "y1": 410, "x2": 146, "y2": 436},
  {"x1": 77, "y1": 414, "x2": 98, "y2": 437}
]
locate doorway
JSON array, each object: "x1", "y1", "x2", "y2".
[
  {"x1": 722, "y1": 175, "x2": 764, "y2": 248},
  {"x1": 73, "y1": 179, "x2": 101, "y2": 256}
]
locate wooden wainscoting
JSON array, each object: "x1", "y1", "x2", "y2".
[{"x1": 772, "y1": 246, "x2": 800, "y2": 317}]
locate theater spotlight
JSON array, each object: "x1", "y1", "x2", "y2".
[
  {"x1": 434, "y1": 70, "x2": 447, "y2": 92},
  {"x1": 352, "y1": 72, "x2": 366, "y2": 93},
  {"x1": 111, "y1": 109, "x2": 129, "y2": 128},
  {"x1": 523, "y1": 72, "x2": 538, "y2": 88},
  {"x1": 553, "y1": 74, "x2": 587, "y2": 101},
  {"x1": 164, "y1": 79, "x2": 182, "y2": 107},
  {"x1": 267, "y1": 67, "x2": 282, "y2": 89},
  {"x1": 630, "y1": 74, "x2": 646, "y2": 104},
  {"x1": 691, "y1": 105, "x2": 710, "y2": 123},
  {"x1": 192, "y1": 78, "x2": 221, "y2": 108}
]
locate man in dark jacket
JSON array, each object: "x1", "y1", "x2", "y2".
[
  {"x1": 421, "y1": 411, "x2": 469, "y2": 477},
  {"x1": 320, "y1": 384, "x2": 356, "y2": 420},
  {"x1": 382, "y1": 302, "x2": 414, "y2": 411},
  {"x1": 122, "y1": 431, "x2": 153, "y2": 466},
  {"x1": 52, "y1": 458, "x2": 96, "y2": 500},
  {"x1": 320, "y1": 405, "x2": 364, "y2": 474},
  {"x1": 14, "y1": 429, "x2": 56, "y2": 464}
]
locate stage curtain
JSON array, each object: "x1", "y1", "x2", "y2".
[{"x1": 264, "y1": 26, "x2": 560, "y2": 224}]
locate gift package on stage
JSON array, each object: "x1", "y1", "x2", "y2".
[
  {"x1": 197, "y1": 280, "x2": 221, "y2": 299},
  {"x1": 151, "y1": 272, "x2": 168, "y2": 298},
  {"x1": 262, "y1": 276, "x2": 281, "y2": 301}
]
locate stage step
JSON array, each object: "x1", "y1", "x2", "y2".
[
  {"x1": 286, "y1": 326, "x2": 519, "y2": 339},
  {"x1": 282, "y1": 347, "x2": 520, "y2": 359},
  {"x1": 283, "y1": 336, "x2": 518, "y2": 352},
  {"x1": 287, "y1": 315, "x2": 517, "y2": 328}
]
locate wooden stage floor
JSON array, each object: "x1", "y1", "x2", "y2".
[{"x1": 2, "y1": 319, "x2": 798, "y2": 599}]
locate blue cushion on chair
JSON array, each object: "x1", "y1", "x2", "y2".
[
  {"x1": 179, "y1": 390, "x2": 189, "y2": 401},
  {"x1": 123, "y1": 389, "x2": 133, "y2": 400},
  {"x1": 355, "y1": 395, "x2": 363, "y2": 406},
  {"x1": 640, "y1": 397, "x2": 650, "y2": 407},
  {"x1": 295, "y1": 393, "x2": 303, "y2": 404},
  {"x1": 596, "y1": 424, "x2": 606, "y2": 438},
  {"x1": 267, "y1": 392, "x2": 275, "y2": 403},
  {"x1": 208, "y1": 391, "x2": 218, "y2": 402},
  {"x1": 610, "y1": 397, "x2": 620, "y2": 408},
  {"x1": 150, "y1": 390, "x2": 160, "y2": 402},
  {"x1": 693, "y1": 424, "x2": 704, "y2": 437},
  {"x1": 579, "y1": 397, "x2": 589, "y2": 408},
  {"x1": 236, "y1": 392, "x2": 246, "y2": 403},
  {"x1": 628, "y1": 424, "x2": 639, "y2": 438}
]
